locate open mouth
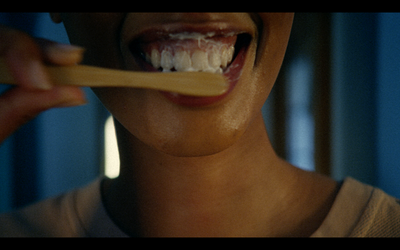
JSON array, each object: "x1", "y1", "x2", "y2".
[{"x1": 129, "y1": 32, "x2": 252, "y2": 106}]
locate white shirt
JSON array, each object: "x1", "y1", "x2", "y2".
[
  {"x1": 0, "y1": 178, "x2": 128, "y2": 237},
  {"x1": 1, "y1": 177, "x2": 399, "y2": 237}
]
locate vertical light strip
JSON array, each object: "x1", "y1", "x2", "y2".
[{"x1": 104, "y1": 116, "x2": 120, "y2": 179}]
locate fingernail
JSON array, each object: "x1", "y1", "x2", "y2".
[
  {"x1": 49, "y1": 43, "x2": 85, "y2": 55},
  {"x1": 57, "y1": 43, "x2": 84, "y2": 51},
  {"x1": 46, "y1": 43, "x2": 85, "y2": 63},
  {"x1": 29, "y1": 60, "x2": 53, "y2": 90}
]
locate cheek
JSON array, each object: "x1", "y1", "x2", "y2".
[{"x1": 255, "y1": 13, "x2": 294, "y2": 83}]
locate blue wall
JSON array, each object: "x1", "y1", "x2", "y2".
[
  {"x1": 330, "y1": 13, "x2": 378, "y2": 185},
  {"x1": 331, "y1": 13, "x2": 400, "y2": 198},
  {"x1": 376, "y1": 13, "x2": 400, "y2": 197}
]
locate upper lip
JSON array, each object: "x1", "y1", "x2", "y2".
[
  {"x1": 128, "y1": 23, "x2": 254, "y2": 43},
  {"x1": 122, "y1": 18, "x2": 257, "y2": 45}
]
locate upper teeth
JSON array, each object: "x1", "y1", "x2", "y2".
[{"x1": 145, "y1": 40, "x2": 235, "y2": 74}]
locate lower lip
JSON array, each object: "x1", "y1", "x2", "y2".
[
  {"x1": 162, "y1": 47, "x2": 246, "y2": 107},
  {"x1": 134, "y1": 37, "x2": 248, "y2": 107}
]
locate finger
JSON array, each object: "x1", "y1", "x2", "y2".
[
  {"x1": 35, "y1": 38, "x2": 85, "y2": 66},
  {"x1": 0, "y1": 25, "x2": 52, "y2": 89},
  {"x1": 0, "y1": 86, "x2": 86, "y2": 142}
]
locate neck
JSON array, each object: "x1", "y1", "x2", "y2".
[{"x1": 102, "y1": 113, "x2": 337, "y2": 237}]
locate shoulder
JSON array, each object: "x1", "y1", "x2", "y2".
[
  {"x1": 350, "y1": 181, "x2": 400, "y2": 237},
  {"x1": 0, "y1": 178, "x2": 102, "y2": 237},
  {"x1": 312, "y1": 177, "x2": 400, "y2": 237}
]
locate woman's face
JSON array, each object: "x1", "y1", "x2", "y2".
[{"x1": 59, "y1": 13, "x2": 294, "y2": 157}]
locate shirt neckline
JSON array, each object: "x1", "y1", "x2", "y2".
[
  {"x1": 311, "y1": 177, "x2": 374, "y2": 237},
  {"x1": 73, "y1": 178, "x2": 129, "y2": 237}
]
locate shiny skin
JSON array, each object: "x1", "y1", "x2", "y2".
[{"x1": 58, "y1": 13, "x2": 294, "y2": 157}]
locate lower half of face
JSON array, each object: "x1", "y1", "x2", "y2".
[{"x1": 63, "y1": 13, "x2": 294, "y2": 157}]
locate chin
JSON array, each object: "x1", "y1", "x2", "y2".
[
  {"x1": 117, "y1": 103, "x2": 248, "y2": 158},
  {"x1": 153, "y1": 128, "x2": 243, "y2": 158}
]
